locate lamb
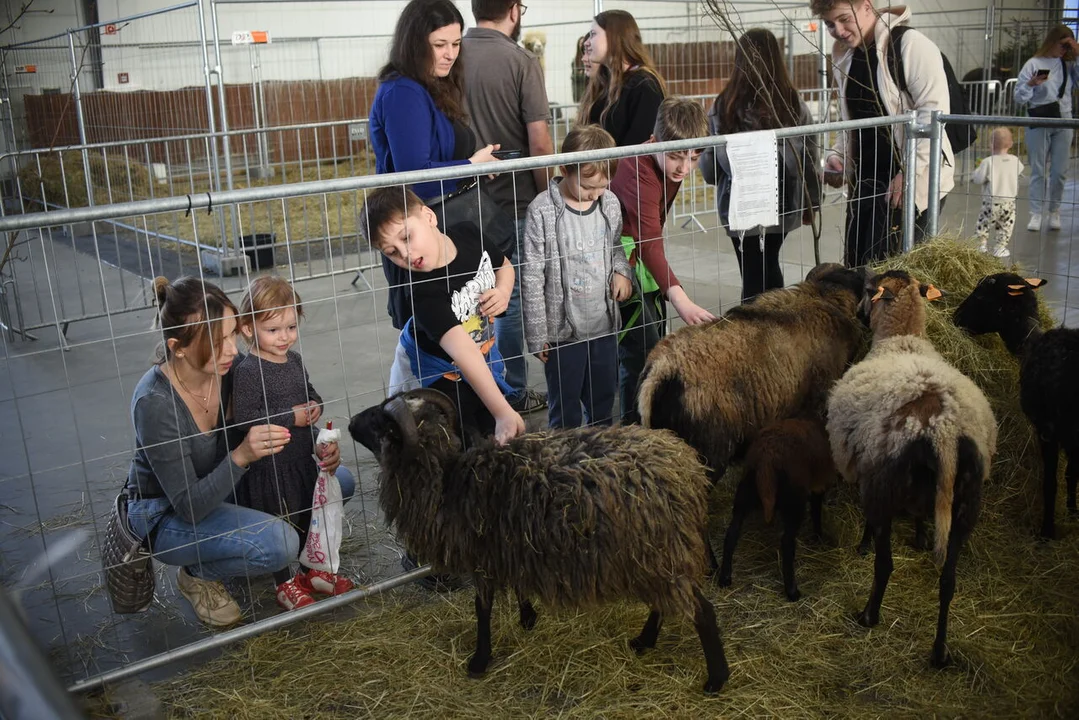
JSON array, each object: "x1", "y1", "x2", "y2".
[
  {"x1": 717, "y1": 417, "x2": 837, "y2": 601},
  {"x1": 827, "y1": 270, "x2": 997, "y2": 667},
  {"x1": 953, "y1": 272, "x2": 1076, "y2": 539},
  {"x1": 348, "y1": 388, "x2": 730, "y2": 693},
  {"x1": 638, "y1": 263, "x2": 866, "y2": 484}
]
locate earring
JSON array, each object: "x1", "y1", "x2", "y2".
[{"x1": 176, "y1": 352, "x2": 184, "y2": 358}]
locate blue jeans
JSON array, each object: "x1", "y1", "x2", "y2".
[
  {"x1": 1027, "y1": 126, "x2": 1074, "y2": 215},
  {"x1": 127, "y1": 467, "x2": 356, "y2": 581},
  {"x1": 496, "y1": 219, "x2": 529, "y2": 401},
  {"x1": 544, "y1": 336, "x2": 618, "y2": 428}
]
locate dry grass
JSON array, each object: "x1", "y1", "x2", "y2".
[{"x1": 85, "y1": 238, "x2": 1079, "y2": 719}]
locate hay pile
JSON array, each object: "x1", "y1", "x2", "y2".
[{"x1": 89, "y1": 239, "x2": 1079, "y2": 719}]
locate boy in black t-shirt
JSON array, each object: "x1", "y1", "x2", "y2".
[{"x1": 361, "y1": 187, "x2": 526, "y2": 446}]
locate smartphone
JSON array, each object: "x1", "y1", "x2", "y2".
[
  {"x1": 1036, "y1": 68, "x2": 1051, "y2": 78},
  {"x1": 492, "y1": 149, "x2": 523, "y2": 160}
]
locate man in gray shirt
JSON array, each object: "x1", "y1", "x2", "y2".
[{"x1": 463, "y1": 0, "x2": 553, "y2": 414}]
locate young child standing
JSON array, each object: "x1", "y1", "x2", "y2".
[
  {"x1": 972, "y1": 127, "x2": 1024, "y2": 258},
  {"x1": 609, "y1": 96, "x2": 713, "y2": 423},
  {"x1": 232, "y1": 275, "x2": 356, "y2": 611},
  {"x1": 521, "y1": 125, "x2": 632, "y2": 429},
  {"x1": 361, "y1": 187, "x2": 526, "y2": 447}
]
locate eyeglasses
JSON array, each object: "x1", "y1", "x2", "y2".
[{"x1": 518, "y1": 3, "x2": 528, "y2": 16}]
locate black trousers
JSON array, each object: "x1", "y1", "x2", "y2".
[
  {"x1": 844, "y1": 178, "x2": 944, "y2": 269},
  {"x1": 732, "y1": 232, "x2": 786, "y2": 302}
]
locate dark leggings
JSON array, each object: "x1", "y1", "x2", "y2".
[
  {"x1": 845, "y1": 179, "x2": 944, "y2": 269},
  {"x1": 732, "y1": 232, "x2": 786, "y2": 302}
]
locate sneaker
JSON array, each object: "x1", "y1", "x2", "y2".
[
  {"x1": 978, "y1": 241, "x2": 988, "y2": 253},
  {"x1": 509, "y1": 388, "x2": 547, "y2": 414},
  {"x1": 1049, "y1": 211, "x2": 1062, "y2": 230},
  {"x1": 300, "y1": 568, "x2": 354, "y2": 596},
  {"x1": 276, "y1": 575, "x2": 316, "y2": 610},
  {"x1": 401, "y1": 553, "x2": 466, "y2": 592},
  {"x1": 992, "y1": 245, "x2": 1011, "y2": 258},
  {"x1": 177, "y1": 567, "x2": 242, "y2": 627},
  {"x1": 1027, "y1": 213, "x2": 1042, "y2": 231}
]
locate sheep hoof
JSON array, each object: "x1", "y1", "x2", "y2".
[
  {"x1": 716, "y1": 571, "x2": 733, "y2": 588},
  {"x1": 629, "y1": 636, "x2": 654, "y2": 655},
  {"x1": 911, "y1": 534, "x2": 930, "y2": 552},
  {"x1": 519, "y1": 606, "x2": 538, "y2": 631},
  {"x1": 467, "y1": 654, "x2": 491, "y2": 678},
  {"x1": 856, "y1": 610, "x2": 879, "y2": 628},
  {"x1": 930, "y1": 645, "x2": 952, "y2": 669},
  {"x1": 1038, "y1": 526, "x2": 1057, "y2": 541},
  {"x1": 702, "y1": 668, "x2": 729, "y2": 694},
  {"x1": 784, "y1": 587, "x2": 802, "y2": 602},
  {"x1": 857, "y1": 541, "x2": 872, "y2": 557}
]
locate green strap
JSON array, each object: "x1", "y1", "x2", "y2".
[{"x1": 620, "y1": 234, "x2": 660, "y2": 295}]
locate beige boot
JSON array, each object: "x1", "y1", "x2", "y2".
[{"x1": 177, "y1": 567, "x2": 242, "y2": 627}]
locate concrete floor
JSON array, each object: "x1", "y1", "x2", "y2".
[{"x1": 0, "y1": 160, "x2": 1076, "y2": 690}]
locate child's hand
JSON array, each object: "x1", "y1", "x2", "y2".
[
  {"x1": 535, "y1": 343, "x2": 550, "y2": 363},
  {"x1": 316, "y1": 441, "x2": 341, "y2": 474},
  {"x1": 494, "y1": 409, "x2": 526, "y2": 446},
  {"x1": 479, "y1": 286, "x2": 511, "y2": 318},
  {"x1": 669, "y1": 287, "x2": 716, "y2": 326},
  {"x1": 610, "y1": 273, "x2": 632, "y2": 302},
  {"x1": 292, "y1": 400, "x2": 320, "y2": 427}
]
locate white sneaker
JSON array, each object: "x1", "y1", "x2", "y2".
[
  {"x1": 978, "y1": 241, "x2": 988, "y2": 253},
  {"x1": 1049, "y1": 211, "x2": 1062, "y2": 230},
  {"x1": 992, "y1": 245, "x2": 1011, "y2": 258},
  {"x1": 1027, "y1": 214, "x2": 1042, "y2": 231}
]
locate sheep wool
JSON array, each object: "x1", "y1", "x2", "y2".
[{"x1": 349, "y1": 388, "x2": 730, "y2": 693}]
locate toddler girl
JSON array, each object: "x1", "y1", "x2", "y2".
[{"x1": 233, "y1": 275, "x2": 355, "y2": 610}]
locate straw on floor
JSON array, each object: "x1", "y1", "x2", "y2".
[{"x1": 89, "y1": 238, "x2": 1079, "y2": 719}]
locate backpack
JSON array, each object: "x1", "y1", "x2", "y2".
[{"x1": 887, "y1": 25, "x2": 977, "y2": 155}]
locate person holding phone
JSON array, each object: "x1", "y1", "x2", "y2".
[{"x1": 1014, "y1": 24, "x2": 1079, "y2": 232}]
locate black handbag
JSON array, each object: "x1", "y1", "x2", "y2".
[
  {"x1": 101, "y1": 490, "x2": 155, "y2": 614},
  {"x1": 427, "y1": 179, "x2": 518, "y2": 260}
]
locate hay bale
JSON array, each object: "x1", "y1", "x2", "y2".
[{"x1": 103, "y1": 238, "x2": 1078, "y2": 719}]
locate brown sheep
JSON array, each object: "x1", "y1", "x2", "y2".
[
  {"x1": 349, "y1": 388, "x2": 730, "y2": 693},
  {"x1": 718, "y1": 417, "x2": 837, "y2": 601}
]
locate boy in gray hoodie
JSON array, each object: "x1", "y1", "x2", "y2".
[{"x1": 521, "y1": 125, "x2": 632, "y2": 428}]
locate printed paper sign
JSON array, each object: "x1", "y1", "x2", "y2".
[
  {"x1": 14, "y1": 65, "x2": 37, "y2": 74},
  {"x1": 726, "y1": 130, "x2": 780, "y2": 231},
  {"x1": 231, "y1": 30, "x2": 271, "y2": 45}
]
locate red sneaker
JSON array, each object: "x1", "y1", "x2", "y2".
[
  {"x1": 301, "y1": 568, "x2": 355, "y2": 596},
  {"x1": 276, "y1": 575, "x2": 316, "y2": 610}
]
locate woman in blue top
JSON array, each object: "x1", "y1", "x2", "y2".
[
  {"x1": 370, "y1": 0, "x2": 500, "y2": 329},
  {"x1": 1014, "y1": 24, "x2": 1079, "y2": 233}
]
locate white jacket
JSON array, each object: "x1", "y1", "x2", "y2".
[{"x1": 828, "y1": 5, "x2": 954, "y2": 213}]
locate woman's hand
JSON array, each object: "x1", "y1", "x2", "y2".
[
  {"x1": 494, "y1": 409, "x2": 526, "y2": 446},
  {"x1": 470, "y1": 143, "x2": 502, "y2": 166},
  {"x1": 886, "y1": 172, "x2": 904, "y2": 209},
  {"x1": 610, "y1": 273, "x2": 633, "y2": 301},
  {"x1": 233, "y1": 424, "x2": 291, "y2": 467},
  {"x1": 316, "y1": 441, "x2": 341, "y2": 475},
  {"x1": 823, "y1": 155, "x2": 845, "y2": 188},
  {"x1": 479, "y1": 285, "x2": 511, "y2": 318},
  {"x1": 1028, "y1": 72, "x2": 1050, "y2": 87},
  {"x1": 535, "y1": 343, "x2": 550, "y2": 363}
]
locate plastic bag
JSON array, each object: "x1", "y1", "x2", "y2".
[{"x1": 301, "y1": 422, "x2": 343, "y2": 573}]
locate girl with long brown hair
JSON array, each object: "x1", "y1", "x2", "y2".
[
  {"x1": 577, "y1": 10, "x2": 666, "y2": 146},
  {"x1": 701, "y1": 28, "x2": 821, "y2": 302}
]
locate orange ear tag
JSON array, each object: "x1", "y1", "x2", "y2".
[
  {"x1": 924, "y1": 285, "x2": 943, "y2": 301},
  {"x1": 1024, "y1": 277, "x2": 1046, "y2": 288},
  {"x1": 1007, "y1": 290, "x2": 1024, "y2": 297},
  {"x1": 1007, "y1": 284, "x2": 1026, "y2": 291},
  {"x1": 871, "y1": 286, "x2": 885, "y2": 302}
]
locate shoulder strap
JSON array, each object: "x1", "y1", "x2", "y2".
[
  {"x1": 887, "y1": 26, "x2": 911, "y2": 98},
  {"x1": 1058, "y1": 58, "x2": 1068, "y2": 100}
]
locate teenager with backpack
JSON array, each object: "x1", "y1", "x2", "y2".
[{"x1": 812, "y1": 0, "x2": 955, "y2": 268}]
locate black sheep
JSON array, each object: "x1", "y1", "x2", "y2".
[
  {"x1": 349, "y1": 388, "x2": 730, "y2": 693},
  {"x1": 953, "y1": 272, "x2": 1078, "y2": 538}
]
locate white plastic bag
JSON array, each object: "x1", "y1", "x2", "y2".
[{"x1": 301, "y1": 423, "x2": 343, "y2": 573}]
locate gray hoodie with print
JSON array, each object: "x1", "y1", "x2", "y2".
[{"x1": 520, "y1": 177, "x2": 631, "y2": 354}]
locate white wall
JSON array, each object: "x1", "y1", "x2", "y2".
[{"x1": 1, "y1": 1, "x2": 1062, "y2": 119}]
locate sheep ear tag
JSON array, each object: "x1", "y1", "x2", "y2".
[
  {"x1": 924, "y1": 285, "x2": 943, "y2": 301},
  {"x1": 1007, "y1": 283, "x2": 1026, "y2": 297},
  {"x1": 1025, "y1": 277, "x2": 1047, "y2": 289},
  {"x1": 871, "y1": 286, "x2": 892, "y2": 303}
]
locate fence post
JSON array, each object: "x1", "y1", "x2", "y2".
[
  {"x1": 926, "y1": 110, "x2": 943, "y2": 239},
  {"x1": 67, "y1": 31, "x2": 94, "y2": 209},
  {"x1": 196, "y1": 0, "x2": 222, "y2": 194},
  {"x1": 902, "y1": 113, "x2": 919, "y2": 253},
  {"x1": 786, "y1": 22, "x2": 795, "y2": 78},
  {"x1": 593, "y1": 1, "x2": 603, "y2": 15}
]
